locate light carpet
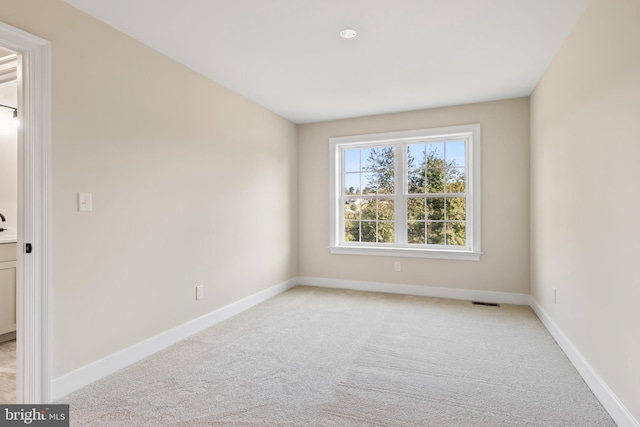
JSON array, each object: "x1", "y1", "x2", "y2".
[
  {"x1": 0, "y1": 339, "x2": 16, "y2": 404},
  {"x1": 60, "y1": 286, "x2": 615, "y2": 426}
]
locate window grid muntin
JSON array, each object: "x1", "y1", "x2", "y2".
[
  {"x1": 343, "y1": 197, "x2": 395, "y2": 244},
  {"x1": 341, "y1": 144, "x2": 395, "y2": 197},
  {"x1": 339, "y1": 138, "x2": 470, "y2": 248},
  {"x1": 340, "y1": 143, "x2": 396, "y2": 245},
  {"x1": 405, "y1": 193, "x2": 468, "y2": 247},
  {"x1": 402, "y1": 137, "x2": 470, "y2": 249}
]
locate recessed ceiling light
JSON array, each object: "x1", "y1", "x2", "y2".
[{"x1": 339, "y1": 28, "x2": 358, "y2": 39}]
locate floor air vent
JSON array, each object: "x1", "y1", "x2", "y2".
[{"x1": 472, "y1": 301, "x2": 500, "y2": 307}]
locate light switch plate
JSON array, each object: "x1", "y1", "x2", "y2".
[{"x1": 78, "y1": 192, "x2": 92, "y2": 212}]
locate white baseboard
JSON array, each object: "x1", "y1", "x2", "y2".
[
  {"x1": 51, "y1": 278, "x2": 297, "y2": 401},
  {"x1": 296, "y1": 276, "x2": 530, "y2": 305},
  {"x1": 529, "y1": 297, "x2": 639, "y2": 427}
]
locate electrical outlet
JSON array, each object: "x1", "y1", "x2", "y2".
[
  {"x1": 196, "y1": 285, "x2": 204, "y2": 300},
  {"x1": 394, "y1": 261, "x2": 401, "y2": 272}
]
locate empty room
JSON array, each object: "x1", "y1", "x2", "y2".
[{"x1": 0, "y1": 0, "x2": 638, "y2": 425}]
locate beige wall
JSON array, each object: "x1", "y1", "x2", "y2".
[
  {"x1": 0, "y1": 0, "x2": 297, "y2": 378},
  {"x1": 530, "y1": 0, "x2": 640, "y2": 420},
  {"x1": 0, "y1": 82, "x2": 17, "y2": 235},
  {"x1": 298, "y1": 98, "x2": 530, "y2": 294}
]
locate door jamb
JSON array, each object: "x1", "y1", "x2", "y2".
[{"x1": 0, "y1": 20, "x2": 52, "y2": 403}]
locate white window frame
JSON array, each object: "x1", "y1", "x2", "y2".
[{"x1": 329, "y1": 124, "x2": 481, "y2": 261}]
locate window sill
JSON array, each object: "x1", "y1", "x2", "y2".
[{"x1": 329, "y1": 245, "x2": 482, "y2": 261}]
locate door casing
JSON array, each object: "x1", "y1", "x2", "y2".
[{"x1": 0, "y1": 20, "x2": 52, "y2": 404}]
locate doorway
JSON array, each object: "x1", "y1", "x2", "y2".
[
  {"x1": 0, "y1": 47, "x2": 18, "y2": 403},
  {"x1": 0, "y1": 21, "x2": 51, "y2": 403}
]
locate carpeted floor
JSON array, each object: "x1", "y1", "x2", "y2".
[
  {"x1": 61, "y1": 286, "x2": 615, "y2": 426},
  {"x1": 0, "y1": 339, "x2": 16, "y2": 404}
]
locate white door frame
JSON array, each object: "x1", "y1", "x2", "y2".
[{"x1": 0, "y1": 21, "x2": 51, "y2": 403}]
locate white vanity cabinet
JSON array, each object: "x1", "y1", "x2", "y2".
[{"x1": 0, "y1": 243, "x2": 17, "y2": 338}]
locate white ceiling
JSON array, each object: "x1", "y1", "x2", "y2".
[{"x1": 64, "y1": 0, "x2": 589, "y2": 124}]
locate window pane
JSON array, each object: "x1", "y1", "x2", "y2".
[
  {"x1": 361, "y1": 221, "x2": 376, "y2": 242},
  {"x1": 361, "y1": 172, "x2": 376, "y2": 194},
  {"x1": 407, "y1": 221, "x2": 425, "y2": 244},
  {"x1": 361, "y1": 199, "x2": 376, "y2": 220},
  {"x1": 426, "y1": 142, "x2": 445, "y2": 166},
  {"x1": 407, "y1": 143, "x2": 426, "y2": 169},
  {"x1": 445, "y1": 167, "x2": 465, "y2": 193},
  {"x1": 407, "y1": 198, "x2": 425, "y2": 220},
  {"x1": 446, "y1": 222, "x2": 466, "y2": 246},
  {"x1": 427, "y1": 222, "x2": 444, "y2": 245},
  {"x1": 344, "y1": 149, "x2": 361, "y2": 172},
  {"x1": 408, "y1": 169, "x2": 425, "y2": 194},
  {"x1": 377, "y1": 146, "x2": 395, "y2": 171},
  {"x1": 344, "y1": 221, "x2": 359, "y2": 242},
  {"x1": 361, "y1": 147, "x2": 375, "y2": 171},
  {"x1": 378, "y1": 199, "x2": 394, "y2": 220},
  {"x1": 378, "y1": 222, "x2": 394, "y2": 243},
  {"x1": 344, "y1": 173, "x2": 361, "y2": 195},
  {"x1": 446, "y1": 197, "x2": 466, "y2": 221},
  {"x1": 446, "y1": 140, "x2": 466, "y2": 168},
  {"x1": 360, "y1": 146, "x2": 395, "y2": 195},
  {"x1": 425, "y1": 168, "x2": 445, "y2": 193},
  {"x1": 378, "y1": 172, "x2": 394, "y2": 194},
  {"x1": 427, "y1": 198, "x2": 444, "y2": 221},
  {"x1": 344, "y1": 199, "x2": 360, "y2": 220}
]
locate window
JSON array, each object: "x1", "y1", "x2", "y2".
[{"x1": 329, "y1": 124, "x2": 481, "y2": 260}]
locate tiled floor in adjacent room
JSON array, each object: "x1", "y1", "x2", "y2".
[{"x1": 0, "y1": 339, "x2": 16, "y2": 403}]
